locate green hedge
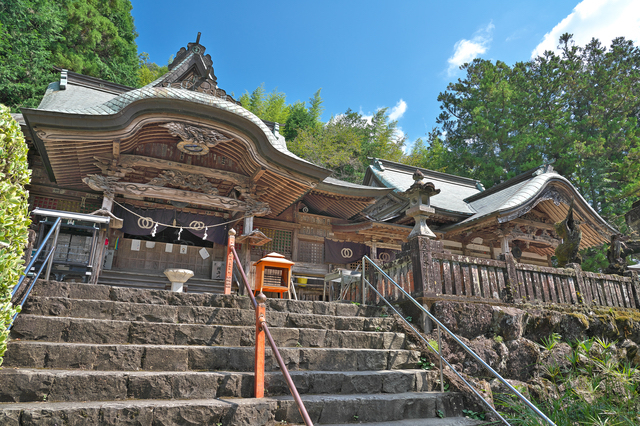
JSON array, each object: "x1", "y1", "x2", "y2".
[{"x1": 0, "y1": 104, "x2": 31, "y2": 366}]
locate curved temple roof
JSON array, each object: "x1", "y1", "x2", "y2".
[{"x1": 364, "y1": 159, "x2": 617, "y2": 248}]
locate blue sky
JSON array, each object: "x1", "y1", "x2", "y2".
[{"x1": 131, "y1": 0, "x2": 640, "y2": 149}]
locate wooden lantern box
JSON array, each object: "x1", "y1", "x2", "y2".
[{"x1": 254, "y1": 252, "x2": 294, "y2": 298}]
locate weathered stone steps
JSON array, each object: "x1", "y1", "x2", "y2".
[
  {"x1": 31, "y1": 280, "x2": 388, "y2": 317},
  {"x1": 0, "y1": 369, "x2": 440, "y2": 403},
  {"x1": 321, "y1": 419, "x2": 484, "y2": 426},
  {"x1": 23, "y1": 296, "x2": 396, "y2": 331},
  {"x1": 11, "y1": 314, "x2": 406, "y2": 349},
  {"x1": 0, "y1": 392, "x2": 464, "y2": 426},
  {"x1": 4, "y1": 341, "x2": 421, "y2": 372}
]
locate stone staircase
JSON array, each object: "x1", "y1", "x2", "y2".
[{"x1": 0, "y1": 281, "x2": 484, "y2": 425}]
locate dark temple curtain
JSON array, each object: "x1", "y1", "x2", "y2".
[{"x1": 324, "y1": 239, "x2": 370, "y2": 264}]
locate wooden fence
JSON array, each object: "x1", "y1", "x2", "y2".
[{"x1": 358, "y1": 248, "x2": 639, "y2": 309}]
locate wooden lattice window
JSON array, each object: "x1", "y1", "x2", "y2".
[
  {"x1": 251, "y1": 228, "x2": 292, "y2": 259},
  {"x1": 298, "y1": 240, "x2": 324, "y2": 264}
]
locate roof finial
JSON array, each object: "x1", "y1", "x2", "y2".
[{"x1": 195, "y1": 32, "x2": 201, "y2": 44}]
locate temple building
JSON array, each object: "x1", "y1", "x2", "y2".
[{"x1": 14, "y1": 36, "x2": 618, "y2": 298}]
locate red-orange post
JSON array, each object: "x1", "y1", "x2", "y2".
[
  {"x1": 224, "y1": 229, "x2": 236, "y2": 295},
  {"x1": 255, "y1": 292, "x2": 267, "y2": 398}
]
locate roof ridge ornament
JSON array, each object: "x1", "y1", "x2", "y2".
[{"x1": 534, "y1": 164, "x2": 555, "y2": 176}]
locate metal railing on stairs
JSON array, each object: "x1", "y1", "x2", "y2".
[
  {"x1": 361, "y1": 255, "x2": 556, "y2": 426},
  {"x1": 226, "y1": 230, "x2": 313, "y2": 426},
  {"x1": 8, "y1": 217, "x2": 62, "y2": 331}
]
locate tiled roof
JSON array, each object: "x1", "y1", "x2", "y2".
[
  {"x1": 37, "y1": 82, "x2": 120, "y2": 112},
  {"x1": 366, "y1": 159, "x2": 481, "y2": 215},
  {"x1": 461, "y1": 171, "x2": 561, "y2": 225}
]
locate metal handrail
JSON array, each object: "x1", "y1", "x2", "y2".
[
  {"x1": 362, "y1": 255, "x2": 556, "y2": 426},
  {"x1": 230, "y1": 245, "x2": 313, "y2": 426},
  {"x1": 8, "y1": 217, "x2": 62, "y2": 330}
]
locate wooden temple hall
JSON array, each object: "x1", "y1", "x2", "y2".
[{"x1": 14, "y1": 36, "x2": 618, "y2": 299}]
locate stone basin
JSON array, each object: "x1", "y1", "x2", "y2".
[{"x1": 163, "y1": 268, "x2": 194, "y2": 292}]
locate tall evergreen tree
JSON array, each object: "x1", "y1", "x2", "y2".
[
  {"x1": 0, "y1": 0, "x2": 64, "y2": 110},
  {"x1": 425, "y1": 34, "x2": 640, "y2": 226},
  {"x1": 0, "y1": 0, "x2": 139, "y2": 111}
]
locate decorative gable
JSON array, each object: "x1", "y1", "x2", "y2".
[{"x1": 153, "y1": 32, "x2": 240, "y2": 104}]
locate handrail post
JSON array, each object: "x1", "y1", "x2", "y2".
[
  {"x1": 437, "y1": 324, "x2": 444, "y2": 393},
  {"x1": 224, "y1": 229, "x2": 236, "y2": 295},
  {"x1": 255, "y1": 292, "x2": 267, "y2": 398},
  {"x1": 44, "y1": 220, "x2": 62, "y2": 281}
]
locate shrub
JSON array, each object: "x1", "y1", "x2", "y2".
[{"x1": 0, "y1": 104, "x2": 31, "y2": 366}]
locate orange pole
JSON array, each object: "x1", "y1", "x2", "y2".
[
  {"x1": 255, "y1": 292, "x2": 267, "y2": 398},
  {"x1": 224, "y1": 229, "x2": 236, "y2": 295}
]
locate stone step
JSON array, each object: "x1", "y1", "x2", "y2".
[
  {"x1": 23, "y1": 296, "x2": 397, "y2": 331},
  {"x1": 31, "y1": 280, "x2": 387, "y2": 317},
  {"x1": 11, "y1": 315, "x2": 408, "y2": 349},
  {"x1": 0, "y1": 368, "x2": 439, "y2": 403},
  {"x1": 4, "y1": 341, "x2": 421, "y2": 372},
  {"x1": 320, "y1": 419, "x2": 485, "y2": 426},
  {"x1": 0, "y1": 392, "x2": 464, "y2": 425}
]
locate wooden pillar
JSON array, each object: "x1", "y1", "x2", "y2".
[
  {"x1": 240, "y1": 216, "x2": 254, "y2": 295},
  {"x1": 630, "y1": 271, "x2": 640, "y2": 308},
  {"x1": 254, "y1": 293, "x2": 266, "y2": 398},
  {"x1": 101, "y1": 194, "x2": 113, "y2": 211},
  {"x1": 501, "y1": 236, "x2": 510, "y2": 257},
  {"x1": 370, "y1": 241, "x2": 378, "y2": 261},
  {"x1": 291, "y1": 227, "x2": 299, "y2": 262},
  {"x1": 503, "y1": 253, "x2": 518, "y2": 303},
  {"x1": 224, "y1": 229, "x2": 236, "y2": 295},
  {"x1": 90, "y1": 193, "x2": 114, "y2": 285}
]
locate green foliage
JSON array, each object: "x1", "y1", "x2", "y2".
[
  {"x1": 580, "y1": 245, "x2": 609, "y2": 273},
  {"x1": 52, "y1": 0, "x2": 139, "y2": 87},
  {"x1": 0, "y1": 105, "x2": 31, "y2": 366},
  {"x1": 137, "y1": 53, "x2": 169, "y2": 87},
  {"x1": 420, "y1": 34, "x2": 640, "y2": 232},
  {"x1": 418, "y1": 356, "x2": 435, "y2": 370},
  {"x1": 0, "y1": 0, "x2": 139, "y2": 111},
  {"x1": 462, "y1": 409, "x2": 486, "y2": 420},
  {"x1": 288, "y1": 108, "x2": 405, "y2": 183},
  {"x1": 496, "y1": 336, "x2": 640, "y2": 425},
  {"x1": 538, "y1": 332, "x2": 562, "y2": 351},
  {"x1": 0, "y1": 0, "x2": 64, "y2": 110},
  {"x1": 239, "y1": 83, "x2": 294, "y2": 125}
]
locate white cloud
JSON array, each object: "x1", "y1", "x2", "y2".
[
  {"x1": 531, "y1": 0, "x2": 640, "y2": 58},
  {"x1": 388, "y1": 99, "x2": 407, "y2": 121},
  {"x1": 447, "y1": 22, "x2": 495, "y2": 76}
]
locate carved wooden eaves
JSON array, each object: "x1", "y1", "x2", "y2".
[{"x1": 82, "y1": 174, "x2": 270, "y2": 216}]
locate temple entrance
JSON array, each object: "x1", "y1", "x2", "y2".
[
  {"x1": 111, "y1": 238, "x2": 218, "y2": 279},
  {"x1": 107, "y1": 203, "x2": 229, "y2": 280}
]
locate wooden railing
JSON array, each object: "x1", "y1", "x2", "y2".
[
  {"x1": 364, "y1": 241, "x2": 640, "y2": 309},
  {"x1": 431, "y1": 252, "x2": 508, "y2": 301}
]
